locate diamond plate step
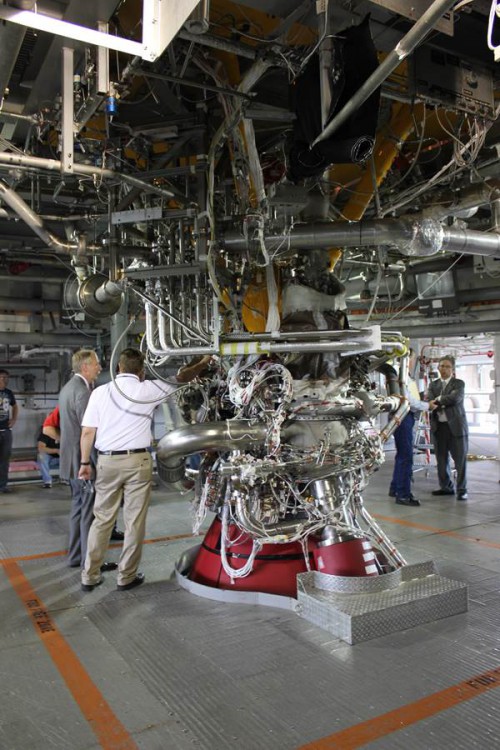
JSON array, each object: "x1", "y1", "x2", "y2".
[{"x1": 296, "y1": 561, "x2": 468, "y2": 644}]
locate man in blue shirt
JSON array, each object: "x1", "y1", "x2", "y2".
[{"x1": 390, "y1": 362, "x2": 429, "y2": 507}]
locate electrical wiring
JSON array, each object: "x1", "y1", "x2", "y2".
[
  {"x1": 294, "y1": 10, "x2": 329, "y2": 80},
  {"x1": 220, "y1": 503, "x2": 262, "y2": 580},
  {"x1": 434, "y1": 108, "x2": 487, "y2": 168},
  {"x1": 380, "y1": 125, "x2": 486, "y2": 216}
]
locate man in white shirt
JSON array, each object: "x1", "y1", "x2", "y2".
[{"x1": 79, "y1": 348, "x2": 211, "y2": 591}]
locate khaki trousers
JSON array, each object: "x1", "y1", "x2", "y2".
[{"x1": 82, "y1": 452, "x2": 152, "y2": 586}]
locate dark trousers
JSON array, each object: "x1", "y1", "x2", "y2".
[
  {"x1": 67, "y1": 479, "x2": 95, "y2": 567},
  {"x1": 432, "y1": 422, "x2": 468, "y2": 495},
  {"x1": 0, "y1": 429, "x2": 12, "y2": 489},
  {"x1": 390, "y1": 412, "x2": 415, "y2": 498}
]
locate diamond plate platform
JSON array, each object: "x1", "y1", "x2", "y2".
[{"x1": 296, "y1": 561, "x2": 468, "y2": 644}]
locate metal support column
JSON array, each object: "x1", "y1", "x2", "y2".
[
  {"x1": 494, "y1": 334, "x2": 500, "y2": 461},
  {"x1": 61, "y1": 46, "x2": 74, "y2": 175}
]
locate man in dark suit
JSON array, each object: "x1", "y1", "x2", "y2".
[
  {"x1": 427, "y1": 355, "x2": 468, "y2": 501},
  {"x1": 59, "y1": 349, "x2": 103, "y2": 567}
]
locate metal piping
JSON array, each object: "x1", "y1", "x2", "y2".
[
  {"x1": 422, "y1": 182, "x2": 500, "y2": 221},
  {"x1": 311, "y1": 0, "x2": 457, "y2": 147},
  {"x1": 0, "y1": 179, "x2": 132, "y2": 314},
  {"x1": 382, "y1": 318, "x2": 500, "y2": 338},
  {"x1": 492, "y1": 198, "x2": 500, "y2": 231},
  {"x1": 135, "y1": 69, "x2": 253, "y2": 100},
  {"x1": 347, "y1": 284, "x2": 500, "y2": 309},
  {"x1": 0, "y1": 111, "x2": 37, "y2": 124},
  {"x1": 178, "y1": 29, "x2": 257, "y2": 60},
  {"x1": 157, "y1": 398, "x2": 397, "y2": 472},
  {"x1": 20, "y1": 346, "x2": 71, "y2": 358},
  {"x1": 222, "y1": 217, "x2": 500, "y2": 259},
  {"x1": 442, "y1": 226, "x2": 500, "y2": 257},
  {"x1": 0, "y1": 179, "x2": 75, "y2": 252},
  {"x1": 157, "y1": 421, "x2": 269, "y2": 465},
  {"x1": 0, "y1": 152, "x2": 176, "y2": 200}
]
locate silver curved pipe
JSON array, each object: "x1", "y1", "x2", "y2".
[
  {"x1": 157, "y1": 421, "x2": 269, "y2": 463},
  {"x1": 0, "y1": 179, "x2": 75, "y2": 252}
]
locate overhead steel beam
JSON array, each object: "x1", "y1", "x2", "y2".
[{"x1": 0, "y1": 0, "x2": 201, "y2": 62}]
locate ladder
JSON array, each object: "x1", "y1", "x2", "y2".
[{"x1": 413, "y1": 410, "x2": 433, "y2": 477}]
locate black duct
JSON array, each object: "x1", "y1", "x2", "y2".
[{"x1": 287, "y1": 16, "x2": 380, "y2": 181}]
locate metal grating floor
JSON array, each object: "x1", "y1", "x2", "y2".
[{"x1": 1, "y1": 448, "x2": 500, "y2": 750}]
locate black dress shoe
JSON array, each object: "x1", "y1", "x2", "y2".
[
  {"x1": 388, "y1": 490, "x2": 396, "y2": 498},
  {"x1": 432, "y1": 489, "x2": 455, "y2": 496},
  {"x1": 100, "y1": 561, "x2": 118, "y2": 572},
  {"x1": 395, "y1": 496, "x2": 421, "y2": 506},
  {"x1": 117, "y1": 573, "x2": 145, "y2": 591},
  {"x1": 81, "y1": 577, "x2": 103, "y2": 592},
  {"x1": 110, "y1": 529, "x2": 125, "y2": 541},
  {"x1": 457, "y1": 493, "x2": 468, "y2": 501}
]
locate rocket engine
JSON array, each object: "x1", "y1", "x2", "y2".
[{"x1": 156, "y1": 289, "x2": 410, "y2": 598}]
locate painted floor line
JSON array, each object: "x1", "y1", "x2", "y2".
[
  {"x1": 297, "y1": 663, "x2": 500, "y2": 749},
  {"x1": 374, "y1": 513, "x2": 500, "y2": 550},
  {"x1": 0, "y1": 531, "x2": 195, "y2": 563},
  {"x1": 3, "y1": 559, "x2": 139, "y2": 750}
]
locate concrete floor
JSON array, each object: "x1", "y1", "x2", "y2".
[{"x1": 1, "y1": 445, "x2": 500, "y2": 750}]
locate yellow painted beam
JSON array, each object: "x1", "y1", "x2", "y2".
[{"x1": 328, "y1": 101, "x2": 421, "y2": 269}]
